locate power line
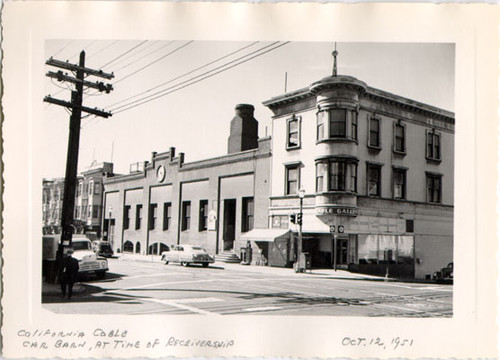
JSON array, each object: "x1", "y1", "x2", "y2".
[
  {"x1": 100, "y1": 40, "x2": 148, "y2": 69},
  {"x1": 114, "y1": 41, "x2": 193, "y2": 84},
  {"x1": 113, "y1": 41, "x2": 175, "y2": 72},
  {"x1": 68, "y1": 40, "x2": 97, "y2": 61},
  {"x1": 113, "y1": 41, "x2": 290, "y2": 115},
  {"x1": 107, "y1": 41, "x2": 259, "y2": 109},
  {"x1": 87, "y1": 40, "x2": 120, "y2": 61},
  {"x1": 52, "y1": 40, "x2": 74, "y2": 57},
  {"x1": 110, "y1": 41, "x2": 283, "y2": 113},
  {"x1": 109, "y1": 41, "x2": 163, "y2": 69}
]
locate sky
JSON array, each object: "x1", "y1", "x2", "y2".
[{"x1": 43, "y1": 41, "x2": 455, "y2": 178}]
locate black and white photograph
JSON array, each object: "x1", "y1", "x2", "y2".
[
  {"x1": 1, "y1": 2, "x2": 498, "y2": 359},
  {"x1": 40, "y1": 40, "x2": 455, "y2": 317}
]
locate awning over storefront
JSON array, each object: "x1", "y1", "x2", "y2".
[
  {"x1": 301, "y1": 216, "x2": 331, "y2": 234},
  {"x1": 241, "y1": 229, "x2": 291, "y2": 242}
]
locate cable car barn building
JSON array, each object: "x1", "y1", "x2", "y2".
[{"x1": 102, "y1": 104, "x2": 272, "y2": 259}]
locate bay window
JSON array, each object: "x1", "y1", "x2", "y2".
[{"x1": 316, "y1": 107, "x2": 358, "y2": 141}]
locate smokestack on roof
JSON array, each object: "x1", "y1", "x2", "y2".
[{"x1": 227, "y1": 104, "x2": 258, "y2": 154}]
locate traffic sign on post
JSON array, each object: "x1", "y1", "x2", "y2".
[
  {"x1": 338, "y1": 225, "x2": 344, "y2": 233},
  {"x1": 330, "y1": 225, "x2": 335, "y2": 234}
]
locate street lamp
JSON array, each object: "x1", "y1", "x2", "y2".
[
  {"x1": 295, "y1": 187, "x2": 305, "y2": 273},
  {"x1": 108, "y1": 206, "x2": 113, "y2": 246}
]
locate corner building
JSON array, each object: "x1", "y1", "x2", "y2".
[
  {"x1": 262, "y1": 72, "x2": 454, "y2": 279},
  {"x1": 102, "y1": 105, "x2": 271, "y2": 258}
]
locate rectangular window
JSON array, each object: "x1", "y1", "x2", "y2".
[
  {"x1": 92, "y1": 205, "x2": 99, "y2": 218},
  {"x1": 351, "y1": 114, "x2": 358, "y2": 140},
  {"x1": 369, "y1": 117, "x2": 380, "y2": 147},
  {"x1": 394, "y1": 123, "x2": 405, "y2": 153},
  {"x1": 149, "y1": 203, "x2": 158, "y2": 230},
  {"x1": 135, "y1": 204, "x2": 143, "y2": 230},
  {"x1": 316, "y1": 162, "x2": 326, "y2": 192},
  {"x1": 181, "y1": 201, "x2": 191, "y2": 231},
  {"x1": 287, "y1": 116, "x2": 300, "y2": 148},
  {"x1": 286, "y1": 165, "x2": 299, "y2": 195},
  {"x1": 94, "y1": 182, "x2": 100, "y2": 195},
  {"x1": 329, "y1": 161, "x2": 346, "y2": 191},
  {"x1": 242, "y1": 197, "x2": 254, "y2": 232},
  {"x1": 199, "y1": 200, "x2": 208, "y2": 231},
  {"x1": 88, "y1": 181, "x2": 94, "y2": 195},
  {"x1": 393, "y1": 168, "x2": 406, "y2": 199},
  {"x1": 78, "y1": 183, "x2": 83, "y2": 197},
  {"x1": 426, "y1": 130, "x2": 441, "y2": 160},
  {"x1": 426, "y1": 173, "x2": 442, "y2": 203},
  {"x1": 317, "y1": 111, "x2": 325, "y2": 140},
  {"x1": 350, "y1": 163, "x2": 357, "y2": 192},
  {"x1": 367, "y1": 164, "x2": 381, "y2": 196},
  {"x1": 163, "y1": 202, "x2": 172, "y2": 230},
  {"x1": 329, "y1": 109, "x2": 346, "y2": 138},
  {"x1": 123, "y1": 205, "x2": 131, "y2": 230},
  {"x1": 406, "y1": 219, "x2": 414, "y2": 233}
]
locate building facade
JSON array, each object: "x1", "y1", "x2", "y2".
[
  {"x1": 102, "y1": 105, "x2": 272, "y2": 257},
  {"x1": 261, "y1": 71, "x2": 454, "y2": 279},
  {"x1": 42, "y1": 162, "x2": 113, "y2": 236}
]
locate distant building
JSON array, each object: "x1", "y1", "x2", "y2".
[
  {"x1": 42, "y1": 178, "x2": 66, "y2": 233},
  {"x1": 260, "y1": 53, "x2": 454, "y2": 279},
  {"x1": 102, "y1": 105, "x2": 272, "y2": 257},
  {"x1": 42, "y1": 162, "x2": 114, "y2": 236}
]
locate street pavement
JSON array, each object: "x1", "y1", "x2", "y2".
[{"x1": 42, "y1": 256, "x2": 453, "y2": 317}]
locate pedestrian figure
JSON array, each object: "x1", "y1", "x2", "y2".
[{"x1": 59, "y1": 248, "x2": 79, "y2": 300}]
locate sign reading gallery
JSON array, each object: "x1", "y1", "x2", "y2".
[{"x1": 316, "y1": 207, "x2": 358, "y2": 217}]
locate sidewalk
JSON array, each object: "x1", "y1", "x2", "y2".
[{"x1": 117, "y1": 253, "x2": 393, "y2": 281}]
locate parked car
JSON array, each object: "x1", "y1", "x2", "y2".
[
  {"x1": 43, "y1": 235, "x2": 108, "y2": 281},
  {"x1": 92, "y1": 240, "x2": 114, "y2": 258},
  {"x1": 161, "y1": 245, "x2": 215, "y2": 267},
  {"x1": 433, "y1": 262, "x2": 453, "y2": 283}
]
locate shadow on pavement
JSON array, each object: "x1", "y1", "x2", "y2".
[
  {"x1": 42, "y1": 282, "x2": 144, "y2": 305},
  {"x1": 80, "y1": 271, "x2": 125, "y2": 283},
  {"x1": 120, "y1": 287, "x2": 373, "y2": 307}
]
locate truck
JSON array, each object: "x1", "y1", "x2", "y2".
[{"x1": 42, "y1": 234, "x2": 109, "y2": 281}]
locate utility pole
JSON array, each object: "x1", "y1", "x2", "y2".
[{"x1": 44, "y1": 51, "x2": 114, "y2": 252}]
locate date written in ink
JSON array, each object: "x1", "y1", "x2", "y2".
[{"x1": 342, "y1": 337, "x2": 414, "y2": 350}]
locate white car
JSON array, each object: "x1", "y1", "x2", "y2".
[
  {"x1": 161, "y1": 245, "x2": 215, "y2": 267},
  {"x1": 71, "y1": 237, "x2": 108, "y2": 279}
]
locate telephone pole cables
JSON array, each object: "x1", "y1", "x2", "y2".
[{"x1": 44, "y1": 50, "x2": 114, "y2": 251}]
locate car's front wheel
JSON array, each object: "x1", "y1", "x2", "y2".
[
  {"x1": 181, "y1": 262, "x2": 189, "y2": 267},
  {"x1": 96, "y1": 271, "x2": 106, "y2": 280},
  {"x1": 161, "y1": 256, "x2": 169, "y2": 265},
  {"x1": 202, "y1": 263, "x2": 209, "y2": 268}
]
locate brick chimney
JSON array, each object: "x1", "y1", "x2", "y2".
[{"x1": 227, "y1": 104, "x2": 258, "y2": 154}]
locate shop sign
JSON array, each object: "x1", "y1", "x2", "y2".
[
  {"x1": 207, "y1": 210, "x2": 217, "y2": 231},
  {"x1": 316, "y1": 207, "x2": 358, "y2": 217}
]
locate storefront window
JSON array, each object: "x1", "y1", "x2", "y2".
[
  {"x1": 357, "y1": 235, "x2": 379, "y2": 264},
  {"x1": 397, "y1": 236, "x2": 414, "y2": 264},
  {"x1": 378, "y1": 235, "x2": 397, "y2": 263},
  {"x1": 357, "y1": 235, "x2": 414, "y2": 264}
]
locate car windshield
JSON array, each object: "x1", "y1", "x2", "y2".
[
  {"x1": 72, "y1": 241, "x2": 91, "y2": 251},
  {"x1": 191, "y1": 246, "x2": 204, "y2": 251},
  {"x1": 101, "y1": 244, "x2": 111, "y2": 250}
]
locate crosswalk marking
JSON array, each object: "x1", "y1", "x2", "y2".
[
  {"x1": 176, "y1": 297, "x2": 223, "y2": 304},
  {"x1": 243, "y1": 306, "x2": 282, "y2": 312}
]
